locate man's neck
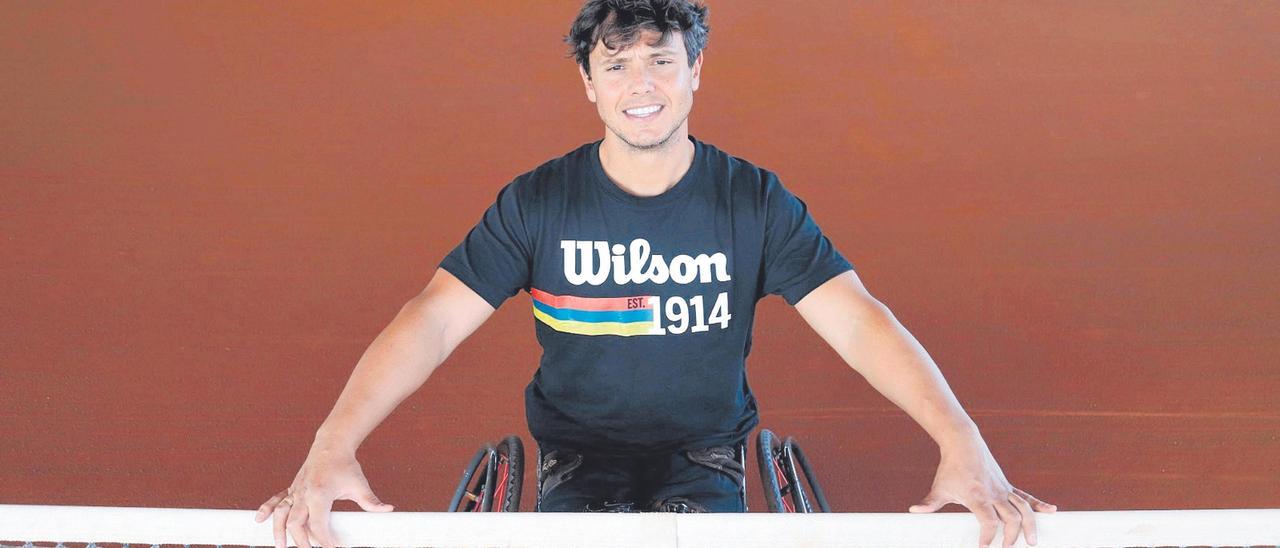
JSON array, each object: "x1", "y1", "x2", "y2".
[{"x1": 598, "y1": 130, "x2": 695, "y2": 198}]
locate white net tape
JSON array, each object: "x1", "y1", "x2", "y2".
[{"x1": 0, "y1": 505, "x2": 1277, "y2": 548}]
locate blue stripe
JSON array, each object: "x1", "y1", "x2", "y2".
[{"x1": 532, "y1": 300, "x2": 653, "y2": 323}]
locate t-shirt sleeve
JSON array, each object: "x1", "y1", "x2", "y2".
[
  {"x1": 438, "y1": 181, "x2": 534, "y2": 310},
  {"x1": 759, "y1": 174, "x2": 854, "y2": 305}
]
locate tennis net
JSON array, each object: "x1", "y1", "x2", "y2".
[{"x1": 1, "y1": 505, "x2": 1277, "y2": 547}]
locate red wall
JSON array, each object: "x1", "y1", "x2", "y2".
[{"x1": 2, "y1": 1, "x2": 1277, "y2": 512}]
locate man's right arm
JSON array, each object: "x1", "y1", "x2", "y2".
[
  {"x1": 312, "y1": 267, "x2": 496, "y2": 453},
  {"x1": 255, "y1": 267, "x2": 497, "y2": 548}
]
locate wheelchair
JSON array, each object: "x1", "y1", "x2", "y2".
[
  {"x1": 446, "y1": 435, "x2": 524, "y2": 512},
  {"x1": 448, "y1": 429, "x2": 828, "y2": 513}
]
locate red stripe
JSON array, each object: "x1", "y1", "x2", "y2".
[
  {"x1": 775, "y1": 465, "x2": 795, "y2": 512},
  {"x1": 530, "y1": 288, "x2": 652, "y2": 311}
]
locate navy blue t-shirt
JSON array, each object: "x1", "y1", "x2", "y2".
[{"x1": 440, "y1": 135, "x2": 853, "y2": 455}]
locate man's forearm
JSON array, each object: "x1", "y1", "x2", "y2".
[
  {"x1": 813, "y1": 295, "x2": 983, "y2": 453},
  {"x1": 312, "y1": 294, "x2": 451, "y2": 454},
  {"x1": 851, "y1": 302, "x2": 982, "y2": 450}
]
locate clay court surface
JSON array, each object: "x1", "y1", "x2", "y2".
[{"x1": 2, "y1": 1, "x2": 1277, "y2": 514}]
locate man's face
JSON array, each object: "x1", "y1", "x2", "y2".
[{"x1": 579, "y1": 29, "x2": 703, "y2": 151}]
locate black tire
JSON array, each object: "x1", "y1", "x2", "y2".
[
  {"x1": 496, "y1": 435, "x2": 524, "y2": 512},
  {"x1": 788, "y1": 438, "x2": 831, "y2": 512},
  {"x1": 479, "y1": 444, "x2": 499, "y2": 511},
  {"x1": 756, "y1": 429, "x2": 788, "y2": 512},
  {"x1": 781, "y1": 437, "x2": 813, "y2": 512},
  {"x1": 449, "y1": 444, "x2": 493, "y2": 512}
]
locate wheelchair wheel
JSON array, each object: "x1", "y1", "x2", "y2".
[
  {"x1": 755, "y1": 429, "x2": 831, "y2": 513},
  {"x1": 448, "y1": 435, "x2": 524, "y2": 512},
  {"x1": 492, "y1": 435, "x2": 524, "y2": 512}
]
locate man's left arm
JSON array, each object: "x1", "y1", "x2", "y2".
[{"x1": 793, "y1": 269, "x2": 1056, "y2": 548}]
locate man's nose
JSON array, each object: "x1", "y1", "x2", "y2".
[{"x1": 627, "y1": 65, "x2": 655, "y2": 94}]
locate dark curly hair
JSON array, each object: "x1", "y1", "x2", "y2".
[{"x1": 565, "y1": 0, "x2": 710, "y2": 78}]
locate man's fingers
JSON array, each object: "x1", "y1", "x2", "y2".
[
  {"x1": 908, "y1": 492, "x2": 947, "y2": 513},
  {"x1": 973, "y1": 504, "x2": 1000, "y2": 548},
  {"x1": 308, "y1": 503, "x2": 337, "y2": 548},
  {"x1": 993, "y1": 499, "x2": 1023, "y2": 548},
  {"x1": 271, "y1": 500, "x2": 291, "y2": 548},
  {"x1": 1009, "y1": 492, "x2": 1038, "y2": 546},
  {"x1": 256, "y1": 490, "x2": 289, "y2": 523},
  {"x1": 355, "y1": 488, "x2": 395, "y2": 512},
  {"x1": 286, "y1": 503, "x2": 313, "y2": 548},
  {"x1": 1013, "y1": 487, "x2": 1057, "y2": 512}
]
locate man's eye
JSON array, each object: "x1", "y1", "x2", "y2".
[
  {"x1": 606, "y1": 65, "x2": 622, "y2": 71},
  {"x1": 655, "y1": 60, "x2": 672, "y2": 65}
]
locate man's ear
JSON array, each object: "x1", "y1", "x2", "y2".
[
  {"x1": 579, "y1": 64, "x2": 597, "y2": 103},
  {"x1": 691, "y1": 51, "x2": 703, "y2": 92}
]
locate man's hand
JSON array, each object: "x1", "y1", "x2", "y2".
[
  {"x1": 249, "y1": 269, "x2": 494, "y2": 547},
  {"x1": 254, "y1": 448, "x2": 394, "y2": 548},
  {"x1": 908, "y1": 439, "x2": 1056, "y2": 548}
]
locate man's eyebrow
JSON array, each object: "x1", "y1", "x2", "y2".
[{"x1": 600, "y1": 49, "x2": 682, "y2": 64}]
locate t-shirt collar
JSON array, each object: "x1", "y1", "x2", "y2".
[{"x1": 588, "y1": 135, "x2": 705, "y2": 209}]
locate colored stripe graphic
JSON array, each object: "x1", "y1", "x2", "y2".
[
  {"x1": 530, "y1": 288, "x2": 644, "y2": 311},
  {"x1": 532, "y1": 300, "x2": 651, "y2": 323},
  {"x1": 530, "y1": 288, "x2": 657, "y2": 337}
]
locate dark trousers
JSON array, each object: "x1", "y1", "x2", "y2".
[{"x1": 537, "y1": 443, "x2": 746, "y2": 513}]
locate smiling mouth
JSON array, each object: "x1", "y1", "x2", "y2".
[{"x1": 624, "y1": 105, "x2": 663, "y2": 119}]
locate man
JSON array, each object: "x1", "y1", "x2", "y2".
[{"x1": 255, "y1": 1, "x2": 1055, "y2": 547}]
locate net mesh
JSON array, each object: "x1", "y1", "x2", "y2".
[{"x1": 0, "y1": 505, "x2": 1277, "y2": 548}]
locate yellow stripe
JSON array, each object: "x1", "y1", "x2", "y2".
[{"x1": 533, "y1": 307, "x2": 657, "y2": 337}]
